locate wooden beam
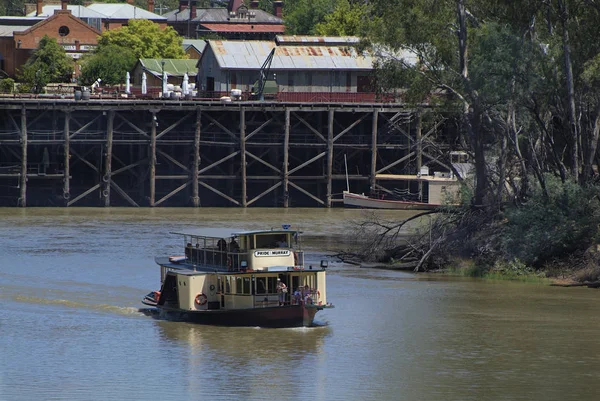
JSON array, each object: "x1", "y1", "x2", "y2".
[
  {"x1": 19, "y1": 107, "x2": 27, "y2": 207},
  {"x1": 288, "y1": 151, "x2": 326, "y2": 175},
  {"x1": 63, "y1": 110, "x2": 70, "y2": 205},
  {"x1": 326, "y1": 109, "x2": 334, "y2": 207},
  {"x1": 111, "y1": 158, "x2": 147, "y2": 176},
  {"x1": 103, "y1": 110, "x2": 114, "y2": 206},
  {"x1": 376, "y1": 151, "x2": 415, "y2": 174},
  {"x1": 156, "y1": 148, "x2": 190, "y2": 173},
  {"x1": 245, "y1": 150, "x2": 281, "y2": 173},
  {"x1": 245, "y1": 116, "x2": 274, "y2": 141},
  {"x1": 370, "y1": 110, "x2": 378, "y2": 192},
  {"x1": 110, "y1": 180, "x2": 139, "y2": 207},
  {"x1": 69, "y1": 114, "x2": 102, "y2": 139},
  {"x1": 289, "y1": 181, "x2": 325, "y2": 205},
  {"x1": 198, "y1": 151, "x2": 240, "y2": 174},
  {"x1": 416, "y1": 110, "x2": 423, "y2": 201},
  {"x1": 154, "y1": 181, "x2": 191, "y2": 206},
  {"x1": 67, "y1": 183, "x2": 100, "y2": 206},
  {"x1": 247, "y1": 181, "x2": 282, "y2": 206},
  {"x1": 155, "y1": 111, "x2": 193, "y2": 140},
  {"x1": 333, "y1": 112, "x2": 368, "y2": 142},
  {"x1": 70, "y1": 147, "x2": 99, "y2": 173},
  {"x1": 198, "y1": 180, "x2": 240, "y2": 206},
  {"x1": 114, "y1": 112, "x2": 149, "y2": 138},
  {"x1": 292, "y1": 111, "x2": 326, "y2": 142},
  {"x1": 192, "y1": 108, "x2": 201, "y2": 207},
  {"x1": 283, "y1": 109, "x2": 290, "y2": 207},
  {"x1": 150, "y1": 111, "x2": 157, "y2": 206},
  {"x1": 240, "y1": 108, "x2": 247, "y2": 207},
  {"x1": 204, "y1": 113, "x2": 238, "y2": 141}
]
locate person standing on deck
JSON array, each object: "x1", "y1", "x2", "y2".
[{"x1": 276, "y1": 278, "x2": 287, "y2": 306}]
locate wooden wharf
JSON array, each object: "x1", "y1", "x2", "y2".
[{"x1": 0, "y1": 98, "x2": 452, "y2": 207}]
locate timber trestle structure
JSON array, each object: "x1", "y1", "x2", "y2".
[{"x1": 0, "y1": 99, "x2": 452, "y2": 207}]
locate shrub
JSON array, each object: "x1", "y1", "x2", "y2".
[{"x1": 0, "y1": 78, "x2": 14, "y2": 93}]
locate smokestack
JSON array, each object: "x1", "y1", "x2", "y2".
[
  {"x1": 61, "y1": 0, "x2": 68, "y2": 10},
  {"x1": 148, "y1": 0, "x2": 155, "y2": 13},
  {"x1": 273, "y1": 1, "x2": 283, "y2": 18},
  {"x1": 36, "y1": 0, "x2": 43, "y2": 16},
  {"x1": 250, "y1": 0, "x2": 258, "y2": 9}
]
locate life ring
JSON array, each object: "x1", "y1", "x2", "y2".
[
  {"x1": 195, "y1": 293, "x2": 207, "y2": 306},
  {"x1": 153, "y1": 291, "x2": 161, "y2": 303},
  {"x1": 227, "y1": 256, "x2": 232, "y2": 270}
]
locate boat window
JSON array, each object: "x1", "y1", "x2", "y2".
[
  {"x1": 256, "y1": 234, "x2": 289, "y2": 248},
  {"x1": 267, "y1": 277, "x2": 278, "y2": 294},
  {"x1": 243, "y1": 277, "x2": 251, "y2": 294},
  {"x1": 225, "y1": 276, "x2": 231, "y2": 294},
  {"x1": 235, "y1": 277, "x2": 243, "y2": 294},
  {"x1": 218, "y1": 276, "x2": 223, "y2": 293},
  {"x1": 256, "y1": 277, "x2": 267, "y2": 294}
]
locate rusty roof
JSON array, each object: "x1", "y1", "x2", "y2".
[
  {"x1": 205, "y1": 40, "x2": 373, "y2": 71},
  {"x1": 200, "y1": 23, "x2": 285, "y2": 33}
]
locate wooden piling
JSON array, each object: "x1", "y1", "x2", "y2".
[
  {"x1": 63, "y1": 110, "x2": 70, "y2": 206},
  {"x1": 103, "y1": 110, "x2": 114, "y2": 207},
  {"x1": 283, "y1": 109, "x2": 290, "y2": 207},
  {"x1": 240, "y1": 108, "x2": 247, "y2": 207},
  {"x1": 370, "y1": 110, "x2": 379, "y2": 192},
  {"x1": 19, "y1": 107, "x2": 27, "y2": 207},
  {"x1": 150, "y1": 111, "x2": 157, "y2": 207},
  {"x1": 416, "y1": 111, "x2": 422, "y2": 201},
  {"x1": 192, "y1": 108, "x2": 201, "y2": 207},
  {"x1": 326, "y1": 109, "x2": 334, "y2": 207}
]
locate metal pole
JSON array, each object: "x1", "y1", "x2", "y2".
[
  {"x1": 326, "y1": 109, "x2": 334, "y2": 207},
  {"x1": 370, "y1": 110, "x2": 378, "y2": 195},
  {"x1": 19, "y1": 106, "x2": 27, "y2": 207},
  {"x1": 150, "y1": 111, "x2": 157, "y2": 206},
  {"x1": 63, "y1": 110, "x2": 70, "y2": 206},
  {"x1": 103, "y1": 110, "x2": 114, "y2": 207}
]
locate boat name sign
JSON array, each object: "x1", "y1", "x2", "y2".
[{"x1": 254, "y1": 250, "x2": 291, "y2": 257}]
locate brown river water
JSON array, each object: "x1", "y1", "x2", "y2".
[{"x1": 1, "y1": 207, "x2": 600, "y2": 401}]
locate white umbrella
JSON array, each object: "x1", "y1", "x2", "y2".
[
  {"x1": 162, "y1": 70, "x2": 168, "y2": 97},
  {"x1": 182, "y1": 73, "x2": 189, "y2": 95},
  {"x1": 141, "y1": 72, "x2": 147, "y2": 95},
  {"x1": 125, "y1": 71, "x2": 131, "y2": 94}
]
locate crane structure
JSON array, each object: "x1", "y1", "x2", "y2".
[{"x1": 251, "y1": 48, "x2": 276, "y2": 101}]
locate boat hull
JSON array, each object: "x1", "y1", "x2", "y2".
[
  {"x1": 343, "y1": 191, "x2": 439, "y2": 210},
  {"x1": 156, "y1": 304, "x2": 320, "y2": 328}
]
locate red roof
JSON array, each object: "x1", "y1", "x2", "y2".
[{"x1": 200, "y1": 23, "x2": 285, "y2": 33}]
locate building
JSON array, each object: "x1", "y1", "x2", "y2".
[
  {"x1": 131, "y1": 58, "x2": 198, "y2": 87},
  {"x1": 196, "y1": 36, "x2": 375, "y2": 99},
  {"x1": 1, "y1": 2, "x2": 101, "y2": 78},
  {"x1": 182, "y1": 38, "x2": 206, "y2": 59},
  {"x1": 165, "y1": 0, "x2": 284, "y2": 39}
]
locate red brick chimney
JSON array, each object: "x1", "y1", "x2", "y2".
[
  {"x1": 36, "y1": 0, "x2": 43, "y2": 16},
  {"x1": 273, "y1": 1, "x2": 283, "y2": 18},
  {"x1": 148, "y1": 0, "x2": 155, "y2": 13},
  {"x1": 190, "y1": 1, "x2": 197, "y2": 19},
  {"x1": 250, "y1": 0, "x2": 259, "y2": 8},
  {"x1": 179, "y1": 0, "x2": 188, "y2": 12},
  {"x1": 126, "y1": 0, "x2": 134, "y2": 4},
  {"x1": 61, "y1": 0, "x2": 68, "y2": 10}
]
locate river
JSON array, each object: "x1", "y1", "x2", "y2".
[{"x1": 1, "y1": 208, "x2": 600, "y2": 401}]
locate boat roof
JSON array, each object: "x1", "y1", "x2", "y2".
[{"x1": 170, "y1": 228, "x2": 300, "y2": 238}]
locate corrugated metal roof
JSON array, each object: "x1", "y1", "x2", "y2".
[
  {"x1": 87, "y1": 4, "x2": 166, "y2": 20},
  {"x1": 207, "y1": 40, "x2": 373, "y2": 71},
  {"x1": 182, "y1": 39, "x2": 207, "y2": 54},
  {"x1": 276, "y1": 36, "x2": 360, "y2": 45},
  {"x1": 200, "y1": 23, "x2": 285, "y2": 33},
  {"x1": 0, "y1": 25, "x2": 34, "y2": 37},
  {"x1": 26, "y1": 5, "x2": 106, "y2": 18},
  {"x1": 139, "y1": 59, "x2": 198, "y2": 77},
  {"x1": 166, "y1": 8, "x2": 282, "y2": 24}
]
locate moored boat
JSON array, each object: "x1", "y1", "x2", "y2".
[
  {"x1": 343, "y1": 190, "x2": 440, "y2": 210},
  {"x1": 143, "y1": 226, "x2": 334, "y2": 328}
]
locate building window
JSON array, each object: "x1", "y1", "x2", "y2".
[{"x1": 58, "y1": 26, "x2": 70, "y2": 36}]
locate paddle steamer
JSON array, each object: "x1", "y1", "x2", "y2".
[{"x1": 143, "y1": 226, "x2": 333, "y2": 327}]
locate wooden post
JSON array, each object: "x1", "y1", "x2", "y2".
[
  {"x1": 19, "y1": 106, "x2": 27, "y2": 207},
  {"x1": 63, "y1": 110, "x2": 70, "y2": 206},
  {"x1": 326, "y1": 109, "x2": 334, "y2": 207},
  {"x1": 283, "y1": 109, "x2": 290, "y2": 207},
  {"x1": 192, "y1": 108, "x2": 201, "y2": 207},
  {"x1": 103, "y1": 110, "x2": 114, "y2": 207},
  {"x1": 416, "y1": 111, "x2": 423, "y2": 201},
  {"x1": 370, "y1": 110, "x2": 379, "y2": 193},
  {"x1": 240, "y1": 108, "x2": 247, "y2": 207},
  {"x1": 150, "y1": 111, "x2": 157, "y2": 207}
]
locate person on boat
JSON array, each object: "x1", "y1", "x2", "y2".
[
  {"x1": 303, "y1": 285, "x2": 313, "y2": 304},
  {"x1": 293, "y1": 287, "x2": 303, "y2": 304},
  {"x1": 217, "y1": 238, "x2": 227, "y2": 251},
  {"x1": 276, "y1": 278, "x2": 287, "y2": 306},
  {"x1": 229, "y1": 237, "x2": 240, "y2": 252}
]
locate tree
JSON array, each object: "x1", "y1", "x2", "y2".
[
  {"x1": 314, "y1": 0, "x2": 370, "y2": 36},
  {"x1": 19, "y1": 35, "x2": 73, "y2": 93},
  {"x1": 284, "y1": 0, "x2": 336, "y2": 35},
  {"x1": 97, "y1": 19, "x2": 186, "y2": 59},
  {"x1": 79, "y1": 45, "x2": 137, "y2": 86}
]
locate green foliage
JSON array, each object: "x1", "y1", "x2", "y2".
[
  {"x1": 18, "y1": 35, "x2": 73, "y2": 93},
  {"x1": 500, "y1": 175, "x2": 600, "y2": 267},
  {"x1": 98, "y1": 19, "x2": 186, "y2": 59},
  {"x1": 0, "y1": 78, "x2": 15, "y2": 93},
  {"x1": 79, "y1": 45, "x2": 137, "y2": 86},
  {"x1": 284, "y1": 0, "x2": 335, "y2": 35},
  {"x1": 314, "y1": 0, "x2": 370, "y2": 36}
]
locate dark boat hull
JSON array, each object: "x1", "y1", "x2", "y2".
[{"x1": 156, "y1": 304, "x2": 320, "y2": 328}]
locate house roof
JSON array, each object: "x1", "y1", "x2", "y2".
[
  {"x1": 14, "y1": 10, "x2": 101, "y2": 44},
  {"x1": 165, "y1": 8, "x2": 282, "y2": 24},
  {"x1": 182, "y1": 39, "x2": 207, "y2": 54},
  {"x1": 137, "y1": 59, "x2": 198, "y2": 78},
  {"x1": 86, "y1": 4, "x2": 166, "y2": 20},
  {"x1": 204, "y1": 40, "x2": 373, "y2": 71},
  {"x1": 0, "y1": 25, "x2": 36, "y2": 37},
  {"x1": 26, "y1": 5, "x2": 106, "y2": 18},
  {"x1": 199, "y1": 23, "x2": 285, "y2": 33}
]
